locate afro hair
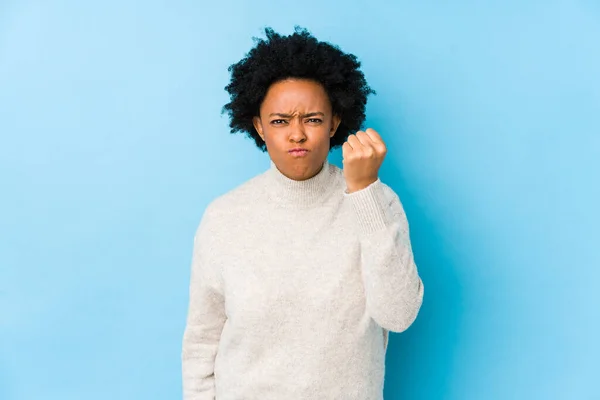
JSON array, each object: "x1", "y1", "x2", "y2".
[{"x1": 221, "y1": 26, "x2": 375, "y2": 152}]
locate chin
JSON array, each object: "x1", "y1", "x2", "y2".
[{"x1": 292, "y1": 163, "x2": 321, "y2": 180}]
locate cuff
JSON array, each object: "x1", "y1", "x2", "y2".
[{"x1": 344, "y1": 179, "x2": 393, "y2": 235}]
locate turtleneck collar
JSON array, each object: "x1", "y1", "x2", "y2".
[{"x1": 264, "y1": 159, "x2": 338, "y2": 208}]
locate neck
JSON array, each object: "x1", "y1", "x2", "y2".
[{"x1": 265, "y1": 160, "x2": 337, "y2": 207}]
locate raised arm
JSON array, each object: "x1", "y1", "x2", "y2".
[{"x1": 346, "y1": 179, "x2": 424, "y2": 333}]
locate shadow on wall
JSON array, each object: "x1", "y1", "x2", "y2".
[
  {"x1": 330, "y1": 140, "x2": 464, "y2": 399},
  {"x1": 0, "y1": 361, "x2": 12, "y2": 400},
  {"x1": 382, "y1": 177, "x2": 464, "y2": 399}
]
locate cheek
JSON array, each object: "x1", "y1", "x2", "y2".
[
  {"x1": 313, "y1": 126, "x2": 333, "y2": 141},
  {"x1": 263, "y1": 129, "x2": 286, "y2": 149}
]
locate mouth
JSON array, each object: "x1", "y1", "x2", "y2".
[{"x1": 288, "y1": 148, "x2": 309, "y2": 157}]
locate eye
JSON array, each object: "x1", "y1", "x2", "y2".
[
  {"x1": 306, "y1": 118, "x2": 323, "y2": 123},
  {"x1": 270, "y1": 119, "x2": 287, "y2": 125}
]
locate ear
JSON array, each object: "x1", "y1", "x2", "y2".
[
  {"x1": 330, "y1": 114, "x2": 342, "y2": 138},
  {"x1": 253, "y1": 116, "x2": 265, "y2": 141}
]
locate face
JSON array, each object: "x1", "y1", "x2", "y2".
[{"x1": 253, "y1": 79, "x2": 341, "y2": 181}]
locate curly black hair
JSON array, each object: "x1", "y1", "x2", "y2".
[{"x1": 222, "y1": 26, "x2": 375, "y2": 152}]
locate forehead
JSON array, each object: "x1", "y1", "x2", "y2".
[{"x1": 261, "y1": 79, "x2": 331, "y2": 111}]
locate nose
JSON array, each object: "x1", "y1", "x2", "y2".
[{"x1": 288, "y1": 120, "x2": 307, "y2": 143}]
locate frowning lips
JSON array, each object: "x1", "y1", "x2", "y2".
[{"x1": 288, "y1": 148, "x2": 309, "y2": 157}]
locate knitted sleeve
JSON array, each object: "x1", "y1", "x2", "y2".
[
  {"x1": 182, "y1": 205, "x2": 226, "y2": 399},
  {"x1": 345, "y1": 179, "x2": 424, "y2": 333}
]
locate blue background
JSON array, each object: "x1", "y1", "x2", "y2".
[{"x1": 1, "y1": 1, "x2": 599, "y2": 399}]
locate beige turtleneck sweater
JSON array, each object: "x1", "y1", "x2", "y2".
[{"x1": 181, "y1": 160, "x2": 424, "y2": 400}]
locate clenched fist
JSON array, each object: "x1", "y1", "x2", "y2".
[{"x1": 342, "y1": 128, "x2": 387, "y2": 193}]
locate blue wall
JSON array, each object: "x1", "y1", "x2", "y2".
[{"x1": 1, "y1": 1, "x2": 598, "y2": 399}]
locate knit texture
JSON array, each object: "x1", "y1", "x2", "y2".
[{"x1": 182, "y1": 160, "x2": 424, "y2": 400}]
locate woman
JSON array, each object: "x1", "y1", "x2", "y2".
[{"x1": 182, "y1": 27, "x2": 424, "y2": 400}]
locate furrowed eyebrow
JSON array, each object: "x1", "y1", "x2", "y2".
[
  {"x1": 303, "y1": 112, "x2": 325, "y2": 118},
  {"x1": 269, "y1": 112, "x2": 325, "y2": 118}
]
